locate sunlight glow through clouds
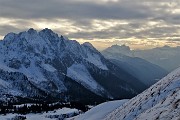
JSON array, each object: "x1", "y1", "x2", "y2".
[
  {"x1": 0, "y1": 35, "x2": 3, "y2": 40},
  {"x1": 32, "y1": 19, "x2": 83, "y2": 34},
  {"x1": 76, "y1": 37, "x2": 180, "y2": 50},
  {"x1": 91, "y1": 19, "x2": 129, "y2": 31},
  {"x1": 0, "y1": 17, "x2": 179, "y2": 50},
  {"x1": 0, "y1": 0, "x2": 179, "y2": 50},
  {"x1": 172, "y1": 9, "x2": 180, "y2": 14}
]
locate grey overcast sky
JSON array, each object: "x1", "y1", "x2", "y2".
[{"x1": 0, "y1": 0, "x2": 180, "y2": 50}]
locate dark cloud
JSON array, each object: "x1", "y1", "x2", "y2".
[{"x1": 0, "y1": 0, "x2": 155, "y2": 20}]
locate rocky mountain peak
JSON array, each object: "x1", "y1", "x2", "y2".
[{"x1": 27, "y1": 28, "x2": 37, "y2": 34}]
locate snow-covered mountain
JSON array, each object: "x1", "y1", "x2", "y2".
[
  {"x1": 102, "y1": 45, "x2": 167, "y2": 86},
  {"x1": 104, "y1": 67, "x2": 180, "y2": 120},
  {"x1": 0, "y1": 28, "x2": 146, "y2": 104},
  {"x1": 104, "y1": 45, "x2": 180, "y2": 72}
]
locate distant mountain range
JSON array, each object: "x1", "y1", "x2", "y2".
[
  {"x1": 0, "y1": 28, "x2": 148, "y2": 104},
  {"x1": 104, "y1": 44, "x2": 180, "y2": 72},
  {"x1": 102, "y1": 45, "x2": 168, "y2": 86}
]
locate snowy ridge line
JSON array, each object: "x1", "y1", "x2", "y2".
[
  {"x1": 104, "y1": 67, "x2": 180, "y2": 120},
  {"x1": 73, "y1": 100, "x2": 128, "y2": 120}
]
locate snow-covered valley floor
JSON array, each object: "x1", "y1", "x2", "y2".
[{"x1": 0, "y1": 107, "x2": 81, "y2": 120}]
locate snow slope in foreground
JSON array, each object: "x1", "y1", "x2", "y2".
[
  {"x1": 104, "y1": 67, "x2": 180, "y2": 120},
  {"x1": 72, "y1": 99, "x2": 128, "y2": 120}
]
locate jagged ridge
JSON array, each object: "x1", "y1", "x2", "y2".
[{"x1": 0, "y1": 28, "x2": 147, "y2": 104}]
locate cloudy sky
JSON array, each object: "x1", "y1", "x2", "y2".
[{"x1": 0, "y1": 0, "x2": 180, "y2": 50}]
